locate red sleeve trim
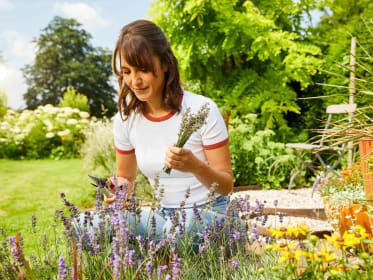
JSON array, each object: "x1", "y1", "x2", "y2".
[
  {"x1": 115, "y1": 146, "x2": 135, "y2": 154},
  {"x1": 202, "y1": 138, "x2": 229, "y2": 150}
]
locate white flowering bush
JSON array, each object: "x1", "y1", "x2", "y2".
[
  {"x1": 80, "y1": 117, "x2": 116, "y2": 176},
  {"x1": 0, "y1": 105, "x2": 91, "y2": 159}
]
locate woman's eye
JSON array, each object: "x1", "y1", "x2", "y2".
[
  {"x1": 122, "y1": 71, "x2": 130, "y2": 75},
  {"x1": 139, "y1": 68, "x2": 148, "y2": 73}
]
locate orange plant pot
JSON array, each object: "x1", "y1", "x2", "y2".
[
  {"x1": 323, "y1": 197, "x2": 372, "y2": 236},
  {"x1": 358, "y1": 139, "x2": 373, "y2": 201}
]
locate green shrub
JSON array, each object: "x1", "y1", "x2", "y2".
[
  {"x1": 59, "y1": 87, "x2": 90, "y2": 112},
  {"x1": 80, "y1": 118, "x2": 153, "y2": 200},
  {"x1": 229, "y1": 114, "x2": 301, "y2": 189},
  {"x1": 0, "y1": 105, "x2": 90, "y2": 159},
  {"x1": 80, "y1": 118, "x2": 116, "y2": 177}
]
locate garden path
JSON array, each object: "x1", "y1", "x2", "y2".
[{"x1": 231, "y1": 187, "x2": 334, "y2": 233}]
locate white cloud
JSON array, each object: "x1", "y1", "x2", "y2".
[
  {"x1": 0, "y1": 0, "x2": 14, "y2": 10},
  {"x1": 54, "y1": 2, "x2": 110, "y2": 31},
  {"x1": 0, "y1": 63, "x2": 26, "y2": 110},
  {"x1": 1, "y1": 31, "x2": 36, "y2": 64}
]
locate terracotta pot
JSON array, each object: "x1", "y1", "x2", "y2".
[
  {"x1": 323, "y1": 197, "x2": 372, "y2": 235},
  {"x1": 358, "y1": 139, "x2": 373, "y2": 201}
]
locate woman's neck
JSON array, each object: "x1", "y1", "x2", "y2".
[{"x1": 145, "y1": 100, "x2": 169, "y2": 117}]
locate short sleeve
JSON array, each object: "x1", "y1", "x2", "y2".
[
  {"x1": 113, "y1": 113, "x2": 135, "y2": 154},
  {"x1": 200, "y1": 100, "x2": 229, "y2": 150}
]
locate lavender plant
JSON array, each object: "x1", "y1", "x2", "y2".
[
  {"x1": 163, "y1": 103, "x2": 210, "y2": 175},
  {"x1": 1, "y1": 177, "x2": 284, "y2": 279}
]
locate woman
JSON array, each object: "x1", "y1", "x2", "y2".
[{"x1": 77, "y1": 19, "x2": 234, "y2": 242}]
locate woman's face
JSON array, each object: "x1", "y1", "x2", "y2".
[{"x1": 120, "y1": 54, "x2": 168, "y2": 104}]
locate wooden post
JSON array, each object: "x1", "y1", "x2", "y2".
[{"x1": 348, "y1": 37, "x2": 356, "y2": 167}]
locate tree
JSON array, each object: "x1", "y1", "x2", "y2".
[
  {"x1": 59, "y1": 87, "x2": 90, "y2": 112},
  {"x1": 310, "y1": 0, "x2": 373, "y2": 107},
  {"x1": 149, "y1": 0, "x2": 323, "y2": 139},
  {"x1": 22, "y1": 16, "x2": 116, "y2": 116}
]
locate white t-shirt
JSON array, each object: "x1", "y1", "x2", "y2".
[{"x1": 113, "y1": 90, "x2": 229, "y2": 208}]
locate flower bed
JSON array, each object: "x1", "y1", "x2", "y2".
[{"x1": 1, "y1": 179, "x2": 373, "y2": 279}]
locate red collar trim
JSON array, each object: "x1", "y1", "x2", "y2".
[{"x1": 143, "y1": 90, "x2": 184, "y2": 122}]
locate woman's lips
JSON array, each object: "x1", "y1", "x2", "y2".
[{"x1": 134, "y1": 87, "x2": 148, "y2": 93}]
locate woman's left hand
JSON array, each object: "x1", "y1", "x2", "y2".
[{"x1": 164, "y1": 145, "x2": 201, "y2": 173}]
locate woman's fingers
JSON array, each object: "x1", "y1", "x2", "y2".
[
  {"x1": 165, "y1": 146, "x2": 195, "y2": 171},
  {"x1": 103, "y1": 194, "x2": 116, "y2": 204}
]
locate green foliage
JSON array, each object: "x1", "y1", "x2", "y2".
[
  {"x1": 229, "y1": 114, "x2": 302, "y2": 189},
  {"x1": 0, "y1": 105, "x2": 90, "y2": 159},
  {"x1": 59, "y1": 87, "x2": 90, "y2": 112},
  {"x1": 22, "y1": 16, "x2": 116, "y2": 116},
  {"x1": 79, "y1": 118, "x2": 153, "y2": 200},
  {"x1": 310, "y1": 1, "x2": 373, "y2": 107},
  {"x1": 149, "y1": 0, "x2": 323, "y2": 136},
  {"x1": 80, "y1": 118, "x2": 116, "y2": 177},
  {"x1": 0, "y1": 89, "x2": 7, "y2": 119}
]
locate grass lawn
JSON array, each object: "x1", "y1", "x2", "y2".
[{"x1": 0, "y1": 158, "x2": 96, "y2": 254}]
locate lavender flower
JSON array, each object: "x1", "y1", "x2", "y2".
[
  {"x1": 31, "y1": 214, "x2": 37, "y2": 233},
  {"x1": 136, "y1": 235, "x2": 146, "y2": 256},
  {"x1": 192, "y1": 204, "x2": 202, "y2": 225},
  {"x1": 172, "y1": 256, "x2": 181, "y2": 280},
  {"x1": 58, "y1": 257, "x2": 67, "y2": 280},
  {"x1": 8, "y1": 236, "x2": 22, "y2": 267},
  {"x1": 163, "y1": 103, "x2": 210, "y2": 174},
  {"x1": 232, "y1": 260, "x2": 238, "y2": 270},
  {"x1": 279, "y1": 212, "x2": 284, "y2": 224},
  {"x1": 146, "y1": 261, "x2": 154, "y2": 278},
  {"x1": 165, "y1": 274, "x2": 171, "y2": 280},
  {"x1": 273, "y1": 199, "x2": 279, "y2": 207},
  {"x1": 112, "y1": 255, "x2": 121, "y2": 280},
  {"x1": 148, "y1": 240, "x2": 156, "y2": 259},
  {"x1": 157, "y1": 265, "x2": 168, "y2": 279}
]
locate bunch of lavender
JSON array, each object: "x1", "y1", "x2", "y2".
[{"x1": 163, "y1": 103, "x2": 210, "y2": 174}]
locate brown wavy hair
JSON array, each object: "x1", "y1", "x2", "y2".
[{"x1": 112, "y1": 20, "x2": 182, "y2": 120}]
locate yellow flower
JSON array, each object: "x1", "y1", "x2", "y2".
[
  {"x1": 325, "y1": 233, "x2": 346, "y2": 249},
  {"x1": 278, "y1": 250, "x2": 305, "y2": 264},
  {"x1": 334, "y1": 263, "x2": 359, "y2": 272},
  {"x1": 287, "y1": 224, "x2": 310, "y2": 238},
  {"x1": 270, "y1": 241, "x2": 297, "y2": 252},
  {"x1": 268, "y1": 226, "x2": 288, "y2": 239},
  {"x1": 342, "y1": 225, "x2": 370, "y2": 248},
  {"x1": 315, "y1": 246, "x2": 337, "y2": 263}
]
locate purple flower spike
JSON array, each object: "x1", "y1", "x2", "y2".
[
  {"x1": 146, "y1": 261, "x2": 154, "y2": 278},
  {"x1": 232, "y1": 260, "x2": 238, "y2": 270},
  {"x1": 112, "y1": 255, "x2": 121, "y2": 280},
  {"x1": 273, "y1": 200, "x2": 279, "y2": 207},
  {"x1": 172, "y1": 256, "x2": 181, "y2": 280},
  {"x1": 8, "y1": 237, "x2": 22, "y2": 266},
  {"x1": 165, "y1": 274, "x2": 171, "y2": 280},
  {"x1": 157, "y1": 265, "x2": 168, "y2": 279},
  {"x1": 279, "y1": 212, "x2": 283, "y2": 223},
  {"x1": 58, "y1": 257, "x2": 67, "y2": 280}
]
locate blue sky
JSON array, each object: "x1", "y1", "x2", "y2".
[{"x1": 0, "y1": 0, "x2": 153, "y2": 109}]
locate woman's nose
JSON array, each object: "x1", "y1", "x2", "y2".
[{"x1": 131, "y1": 72, "x2": 142, "y2": 86}]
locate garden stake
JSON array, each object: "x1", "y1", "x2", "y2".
[
  {"x1": 16, "y1": 232, "x2": 35, "y2": 280},
  {"x1": 73, "y1": 235, "x2": 77, "y2": 280}
]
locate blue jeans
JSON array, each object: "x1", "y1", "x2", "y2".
[{"x1": 73, "y1": 195, "x2": 229, "y2": 242}]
